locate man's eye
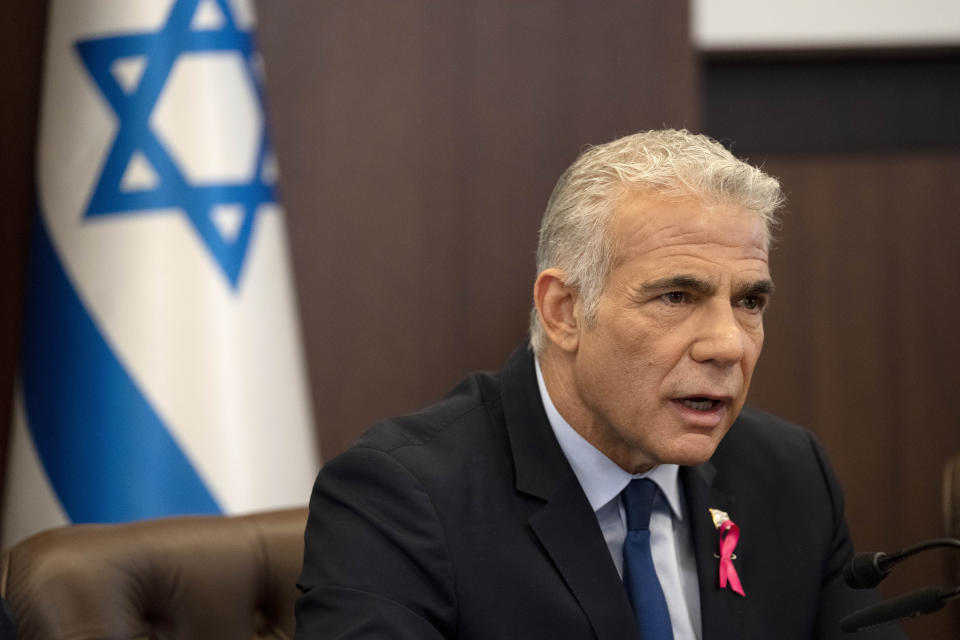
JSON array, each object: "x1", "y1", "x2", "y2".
[
  {"x1": 661, "y1": 292, "x2": 687, "y2": 304},
  {"x1": 740, "y1": 295, "x2": 767, "y2": 311}
]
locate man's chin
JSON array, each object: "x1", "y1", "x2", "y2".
[{"x1": 658, "y1": 435, "x2": 724, "y2": 467}]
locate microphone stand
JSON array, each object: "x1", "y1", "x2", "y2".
[
  {"x1": 841, "y1": 585, "x2": 960, "y2": 632},
  {"x1": 841, "y1": 538, "x2": 960, "y2": 633},
  {"x1": 879, "y1": 538, "x2": 960, "y2": 569}
]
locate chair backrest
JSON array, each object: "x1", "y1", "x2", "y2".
[{"x1": 0, "y1": 507, "x2": 307, "y2": 640}]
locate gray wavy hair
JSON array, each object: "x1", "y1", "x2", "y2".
[{"x1": 529, "y1": 129, "x2": 784, "y2": 355}]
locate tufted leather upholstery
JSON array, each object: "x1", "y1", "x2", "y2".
[{"x1": 0, "y1": 507, "x2": 307, "y2": 640}]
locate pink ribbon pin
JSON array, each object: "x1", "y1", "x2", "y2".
[{"x1": 718, "y1": 520, "x2": 745, "y2": 596}]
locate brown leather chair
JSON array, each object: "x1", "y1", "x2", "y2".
[{"x1": 0, "y1": 507, "x2": 307, "y2": 640}]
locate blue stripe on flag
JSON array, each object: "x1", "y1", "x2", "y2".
[{"x1": 20, "y1": 210, "x2": 222, "y2": 523}]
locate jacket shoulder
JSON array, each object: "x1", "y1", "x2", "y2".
[
  {"x1": 350, "y1": 369, "x2": 504, "y2": 455},
  {"x1": 711, "y1": 405, "x2": 839, "y2": 496},
  {"x1": 723, "y1": 405, "x2": 819, "y2": 455}
]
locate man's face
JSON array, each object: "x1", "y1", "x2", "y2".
[{"x1": 567, "y1": 192, "x2": 771, "y2": 473}]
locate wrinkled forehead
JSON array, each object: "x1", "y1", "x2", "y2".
[{"x1": 607, "y1": 189, "x2": 771, "y2": 259}]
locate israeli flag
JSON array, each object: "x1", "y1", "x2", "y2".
[{"x1": 2, "y1": 0, "x2": 318, "y2": 546}]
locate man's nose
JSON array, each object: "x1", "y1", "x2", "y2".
[{"x1": 690, "y1": 302, "x2": 746, "y2": 365}]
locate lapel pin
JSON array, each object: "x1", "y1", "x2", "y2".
[
  {"x1": 709, "y1": 508, "x2": 745, "y2": 597},
  {"x1": 709, "y1": 508, "x2": 730, "y2": 529}
]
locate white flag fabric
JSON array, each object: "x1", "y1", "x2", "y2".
[{"x1": 2, "y1": 0, "x2": 318, "y2": 547}]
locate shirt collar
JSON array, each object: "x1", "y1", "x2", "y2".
[{"x1": 534, "y1": 357, "x2": 683, "y2": 520}]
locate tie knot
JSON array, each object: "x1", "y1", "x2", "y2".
[{"x1": 622, "y1": 478, "x2": 657, "y2": 531}]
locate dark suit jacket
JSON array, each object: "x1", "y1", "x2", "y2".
[{"x1": 295, "y1": 344, "x2": 905, "y2": 639}]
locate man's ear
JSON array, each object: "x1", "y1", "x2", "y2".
[{"x1": 533, "y1": 268, "x2": 580, "y2": 352}]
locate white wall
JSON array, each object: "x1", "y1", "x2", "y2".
[{"x1": 692, "y1": 0, "x2": 960, "y2": 50}]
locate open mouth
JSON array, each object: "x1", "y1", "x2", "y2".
[{"x1": 677, "y1": 397, "x2": 723, "y2": 412}]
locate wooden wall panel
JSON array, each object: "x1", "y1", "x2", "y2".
[
  {"x1": 254, "y1": 1, "x2": 698, "y2": 459},
  {"x1": 0, "y1": 1, "x2": 47, "y2": 510},
  {"x1": 748, "y1": 152, "x2": 960, "y2": 639}
]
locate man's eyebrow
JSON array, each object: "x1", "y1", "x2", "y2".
[
  {"x1": 734, "y1": 279, "x2": 776, "y2": 298},
  {"x1": 638, "y1": 276, "x2": 776, "y2": 298},
  {"x1": 640, "y1": 275, "x2": 715, "y2": 295}
]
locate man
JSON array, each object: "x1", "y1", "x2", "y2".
[{"x1": 295, "y1": 130, "x2": 905, "y2": 639}]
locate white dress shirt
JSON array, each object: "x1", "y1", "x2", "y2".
[{"x1": 535, "y1": 359, "x2": 702, "y2": 640}]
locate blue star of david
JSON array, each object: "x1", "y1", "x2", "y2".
[{"x1": 75, "y1": 0, "x2": 276, "y2": 289}]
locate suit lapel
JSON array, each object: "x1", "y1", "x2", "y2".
[
  {"x1": 682, "y1": 463, "x2": 746, "y2": 640},
  {"x1": 500, "y1": 345, "x2": 637, "y2": 640},
  {"x1": 528, "y1": 475, "x2": 638, "y2": 640}
]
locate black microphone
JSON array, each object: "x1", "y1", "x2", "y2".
[
  {"x1": 844, "y1": 538, "x2": 960, "y2": 589},
  {"x1": 844, "y1": 551, "x2": 894, "y2": 589},
  {"x1": 840, "y1": 586, "x2": 960, "y2": 633}
]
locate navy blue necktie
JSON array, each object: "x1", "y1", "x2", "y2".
[{"x1": 622, "y1": 478, "x2": 674, "y2": 640}]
